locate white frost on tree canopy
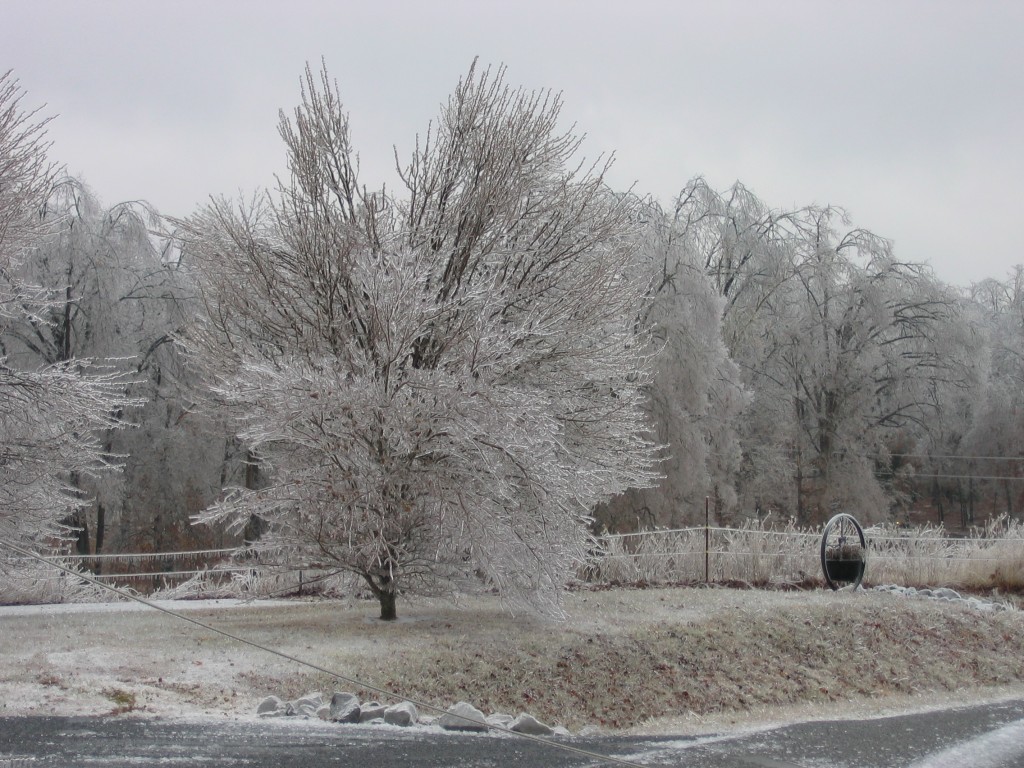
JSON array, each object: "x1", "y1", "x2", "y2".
[
  {"x1": 180, "y1": 62, "x2": 660, "y2": 618},
  {"x1": 0, "y1": 71, "x2": 135, "y2": 554}
]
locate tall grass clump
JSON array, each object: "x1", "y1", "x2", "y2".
[
  {"x1": 716, "y1": 522, "x2": 818, "y2": 584},
  {"x1": 587, "y1": 528, "x2": 704, "y2": 583},
  {"x1": 0, "y1": 555, "x2": 113, "y2": 605},
  {"x1": 867, "y1": 517, "x2": 1024, "y2": 592},
  {"x1": 586, "y1": 516, "x2": 1024, "y2": 593},
  {"x1": 584, "y1": 519, "x2": 819, "y2": 586}
]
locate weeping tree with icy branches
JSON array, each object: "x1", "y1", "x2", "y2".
[
  {"x1": 180, "y1": 62, "x2": 659, "y2": 619},
  {"x1": 0, "y1": 71, "x2": 134, "y2": 557}
]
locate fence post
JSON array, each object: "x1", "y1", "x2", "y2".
[{"x1": 705, "y1": 496, "x2": 710, "y2": 584}]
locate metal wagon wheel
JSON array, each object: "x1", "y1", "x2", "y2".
[{"x1": 820, "y1": 513, "x2": 867, "y2": 591}]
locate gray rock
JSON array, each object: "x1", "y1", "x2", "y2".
[
  {"x1": 359, "y1": 702, "x2": 388, "y2": 723},
  {"x1": 486, "y1": 713, "x2": 514, "y2": 729},
  {"x1": 384, "y1": 701, "x2": 419, "y2": 727},
  {"x1": 329, "y1": 692, "x2": 362, "y2": 723},
  {"x1": 290, "y1": 692, "x2": 324, "y2": 718},
  {"x1": 316, "y1": 704, "x2": 331, "y2": 720},
  {"x1": 874, "y1": 583, "x2": 1011, "y2": 612},
  {"x1": 257, "y1": 695, "x2": 285, "y2": 717},
  {"x1": 439, "y1": 701, "x2": 488, "y2": 732},
  {"x1": 510, "y1": 712, "x2": 554, "y2": 736},
  {"x1": 552, "y1": 726, "x2": 573, "y2": 738}
]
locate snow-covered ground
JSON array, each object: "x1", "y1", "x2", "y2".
[
  {"x1": 0, "y1": 597, "x2": 295, "y2": 617},
  {"x1": 1, "y1": 587, "x2": 1022, "y2": 735}
]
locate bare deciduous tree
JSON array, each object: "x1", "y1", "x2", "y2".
[{"x1": 181, "y1": 63, "x2": 659, "y2": 619}]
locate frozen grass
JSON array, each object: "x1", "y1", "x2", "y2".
[
  {"x1": 589, "y1": 521, "x2": 819, "y2": 587},
  {"x1": 585, "y1": 519, "x2": 1024, "y2": 595},
  {"x1": 0, "y1": 556, "x2": 113, "y2": 605},
  {"x1": 7, "y1": 520, "x2": 1020, "y2": 607},
  {"x1": 866, "y1": 520, "x2": 1024, "y2": 592},
  {"x1": 2, "y1": 587, "x2": 1023, "y2": 734},
  {"x1": 147, "y1": 566, "x2": 356, "y2": 602},
  {"x1": 0, "y1": 552, "x2": 357, "y2": 605}
]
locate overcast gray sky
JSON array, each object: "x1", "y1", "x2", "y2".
[{"x1": 4, "y1": 0, "x2": 1022, "y2": 286}]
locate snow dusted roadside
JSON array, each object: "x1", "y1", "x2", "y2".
[
  {"x1": 1, "y1": 587, "x2": 1023, "y2": 735},
  {"x1": 0, "y1": 597, "x2": 296, "y2": 617}
]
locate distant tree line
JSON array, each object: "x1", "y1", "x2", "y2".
[{"x1": 2, "y1": 64, "x2": 1021, "y2": 615}]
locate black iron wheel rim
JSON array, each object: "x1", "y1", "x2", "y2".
[{"x1": 820, "y1": 513, "x2": 867, "y2": 591}]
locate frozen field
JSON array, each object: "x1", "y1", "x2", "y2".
[{"x1": 2, "y1": 587, "x2": 1023, "y2": 735}]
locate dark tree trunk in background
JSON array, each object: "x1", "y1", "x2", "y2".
[
  {"x1": 60, "y1": 511, "x2": 90, "y2": 557},
  {"x1": 94, "y1": 503, "x2": 105, "y2": 574}
]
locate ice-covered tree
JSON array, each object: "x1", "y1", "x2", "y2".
[
  {"x1": 659, "y1": 178, "x2": 974, "y2": 524},
  {"x1": 753, "y1": 208, "x2": 970, "y2": 522},
  {"x1": 181, "y1": 63, "x2": 659, "y2": 619},
  {"x1": 1, "y1": 178, "x2": 219, "y2": 558},
  {"x1": 597, "y1": 199, "x2": 746, "y2": 530},
  {"x1": 0, "y1": 72, "x2": 133, "y2": 555},
  {"x1": 658, "y1": 179, "x2": 800, "y2": 521},
  {"x1": 954, "y1": 271, "x2": 1024, "y2": 523}
]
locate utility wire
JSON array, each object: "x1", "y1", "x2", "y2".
[
  {"x1": 886, "y1": 453, "x2": 1024, "y2": 462},
  {"x1": 890, "y1": 473, "x2": 1024, "y2": 482},
  {"x1": 0, "y1": 539, "x2": 648, "y2": 768}
]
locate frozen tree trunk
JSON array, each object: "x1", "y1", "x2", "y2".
[
  {"x1": 364, "y1": 576, "x2": 398, "y2": 621},
  {"x1": 94, "y1": 503, "x2": 105, "y2": 574},
  {"x1": 378, "y1": 592, "x2": 397, "y2": 622}
]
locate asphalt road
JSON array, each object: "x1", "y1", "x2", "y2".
[{"x1": 1, "y1": 698, "x2": 1023, "y2": 767}]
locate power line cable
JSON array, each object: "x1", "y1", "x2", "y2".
[
  {"x1": 888, "y1": 473, "x2": 1024, "y2": 482},
  {"x1": 886, "y1": 453, "x2": 1024, "y2": 462},
  {"x1": 0, "y1": 539, "x2": 648, "y2": 768}
]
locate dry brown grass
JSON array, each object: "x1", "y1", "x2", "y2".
[{"x1": 335, "y1": 592, "x2": 1024, "y2": 730}]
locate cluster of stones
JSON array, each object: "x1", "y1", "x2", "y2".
[
  {"x1": 872, "y1": 584, "x2": 1013, "y2": 612},
  {"x1": 257, "y1": 692, "x2": 570, "y2": 737}
]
